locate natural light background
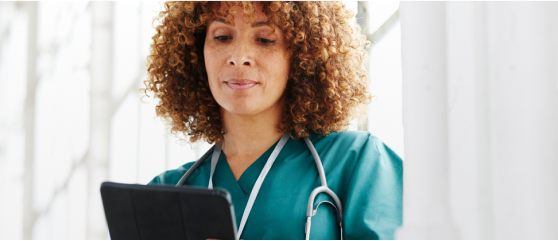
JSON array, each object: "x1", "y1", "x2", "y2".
[{"x1": 0, "y1": 1, "x2": 401, "y2": 239}]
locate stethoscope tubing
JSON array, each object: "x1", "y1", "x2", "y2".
[
  {"x1": 176, "y1": 145, "x2": 215, "y2": 187},
  {"x1": 303, "y1": 137, "x2": 344, "y2": 219}
]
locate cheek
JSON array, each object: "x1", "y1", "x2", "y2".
[
  {"x1": 204, "y1": 43, "x2": 215, "y2": 76},
  {"x1": 204, "y1": 43, "x2": 221, "y2": 91},
  {"x1": 265, "y1": 52, "x2": 290, "y2": 88}
]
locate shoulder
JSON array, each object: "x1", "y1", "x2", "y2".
[
  {"x1": 310, "y1": 130, "x2": 403, "y2": 178},
  {"x1": 148, "y1": 161, "x2": 198, "y2": 186},
  {"x1": 312, "y1": 130, "x2": 373, "y2": 146},
  {"x1": 311, "y1": 130, "x2": 398, "y2": 160}
]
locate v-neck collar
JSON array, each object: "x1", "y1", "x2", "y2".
[{"x1": 210, "y1": 140, "x2": 282, "y2": 199}]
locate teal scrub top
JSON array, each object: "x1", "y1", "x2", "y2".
[{"x1": 149, "y1": 131, "x2": 403, "y2": 240}]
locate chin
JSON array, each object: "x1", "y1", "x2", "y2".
[{"x1": 221, "y1": 100, "x2": 262, "y2": 117}]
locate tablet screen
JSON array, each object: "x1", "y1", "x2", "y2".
[{"x1": 100, "y1": 182, "x2": 237, "y2": 240}]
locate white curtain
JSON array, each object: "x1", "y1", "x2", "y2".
[{"x1": 397, "y1": 2, "x2": 558, "y2": 239}]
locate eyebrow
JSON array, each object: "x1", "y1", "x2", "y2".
[
  {"x1": 211, "y1": 18, "x2": 232, "y2": 26},
  {"x1": 211, "y1": 18, "x2": 271, "y2": 28},
  {"x1": 251, "y1": 21, "x2": 270, "y2": 28}
]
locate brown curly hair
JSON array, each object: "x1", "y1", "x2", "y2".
[{"x1": 142, "y1": 1, "x2": 372, "y2": 144}]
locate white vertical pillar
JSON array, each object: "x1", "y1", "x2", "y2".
[
  {"x1": 397, "y1": 2, "x2": 457, "y2": 239},
  {"x1": 399, "y1": 2, "x2": 558, "y2": 239},
  {"x1": 23, "y1": 2, "x2": 38, "y2": 239},
  {"x1": 356, "y1": 1, "x2": 369, "y2": 132},
  {"x1": 356, "y1": 2, "x2": 369, "y2": 38},
  {"x1": 446, "y1": 2, "x2": 493, "y2": 239},
  {"x1": 87, "y1": 2, "x2": 113, "y2": 239},
  {"x1": 487, "y1": 2, "x2": 558, "y2": 239}
]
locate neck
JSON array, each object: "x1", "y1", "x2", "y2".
[
  {"x1": 219, "y1": 94, "x2": 287, "y2": 180},
  {"x1": 220, "y1": 97, "x2": 285, "y2": 163}
]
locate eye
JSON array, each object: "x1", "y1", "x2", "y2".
[
  {"x1": 257, "y1": 38, "x2": 275, "y2": 44},
  {"x1": 215, "y1": 36, "x2": 231, "y2": 41}
]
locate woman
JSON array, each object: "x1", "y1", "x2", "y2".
[{"x1": 144, "y1": 1, "x2": 402, "y2": 239}]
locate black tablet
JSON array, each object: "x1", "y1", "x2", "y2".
[{"x1": 100, "y1": 182, "x2": 237, "y2": 240}]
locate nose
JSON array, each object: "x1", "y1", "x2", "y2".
[{"x1": 227, "y1": 38, "x2": 254, "y2": 68}]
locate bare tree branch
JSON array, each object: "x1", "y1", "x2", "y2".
[{"x1": 367, "y1": 9, "x2": 400, "y2": 47}]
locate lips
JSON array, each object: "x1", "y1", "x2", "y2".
[{"x1": 224, "y1": 79, "x2": 258, "y2": 91}]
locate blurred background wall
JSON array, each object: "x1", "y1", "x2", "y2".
[
  {"x1": 397, "y1": 2, "x2": 558, "y2": 239},
  {"x1": 0, "y1": 1, "x2": 402, "y2": 239}
]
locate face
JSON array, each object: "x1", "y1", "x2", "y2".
[{"x1": 204, "y1": 3, "x2": 291, "y2": 117}]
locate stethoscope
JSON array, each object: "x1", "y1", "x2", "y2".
[{"x1": 176, "y1": 131, "x2": 343, "y2": 240}]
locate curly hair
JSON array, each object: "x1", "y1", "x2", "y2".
[{"x1": 142, "y1": 1, "x2": 372, "y2": 144}]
